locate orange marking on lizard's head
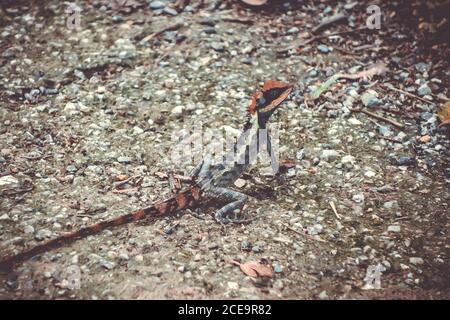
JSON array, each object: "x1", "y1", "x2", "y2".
[{"x1": 247, "y1": 80, "x2": 293, "y2": 115}]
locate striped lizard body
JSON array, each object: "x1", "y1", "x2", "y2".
[{"x1": 0, "y1": 80, "x2": 292, "y2": 272}]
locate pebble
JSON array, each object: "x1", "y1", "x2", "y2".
[
  {"x1": 317, "y1": 44, "x2": 331, "y2": 53},
  {"x1": 348, "y1": 117, "x2": 362, "y2": 125},
  {"x1": 0, "y1": 175, "x2": 19, "y2": 187},
  {"x1": 117, "y1": 156, "x2": 132, "y2": 164},
  {"x1": 409, "y1": 257, "x2": 424, "y2": 265},
  {"x1": 148, "y1": 1, "x2": 165, "y2": 10},
  {"x1": 320, "y1": 149, "x2": 339, "y2": 160},
  {"x1": 397, "y1": 156, "x2": 414, "y2": 166},
  {"x1": 273, "y1": 264, "x2": 282, "y2": 273},
  {"x1": 417, "y1": 84, "x2": 431, "y2": 96},
  {"x1": 352, "y1": 193, "x2": 365, "y2": 203},
  {"x1": 163, "y1": 226, "x2": 173, "y2": 235},
  {"x1": 163, "y1": 7, "x2": 178, "y2": 16},
  {"x1": 308, "y1": 224, "x2": 323, "y2": 235},
  {"x1": 241, "y1": 240, "x2": 251, "y2": 251},
  {"x1": 234, "y1": 178, "x2": 246, "y2": 188},
  {"x1": 252, "y1": 245, "x2": 262, "y2": 253},
  {"x1": 361, "y1": 91, "x2": 380, "y2": 107},
  {"x1": 388, "y1": 225, "x2": 401, "y2": 233},
  {"x1": 211, "y1": 42, "x2": 225, "y2": 52},
  {"x1": 171, "y1": 105, "x2": 184, "y2": 116}
]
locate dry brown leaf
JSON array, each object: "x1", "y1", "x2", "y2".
[
  {"x1": 155, "y1": 172, "x2": 168, "y2": 179},
  {"x1": 115, "y1": 174, "x2": 129, "y2": 181},
  {"x1": 338, "y1": 62, "x2": 388, "y2": 80},
  {"x1": 230, "y1": 260, "x2": 275, "y2": 278},
  {"x1": 437, "y1": 101, "x2": 450, "y2": 127},
  {"x1": 239, "y1": 263, "x2": 259, "y2": 277}
]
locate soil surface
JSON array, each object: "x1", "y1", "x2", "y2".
[{"x1": 0, "y1": 0, "x2": 449, "y2": 299}]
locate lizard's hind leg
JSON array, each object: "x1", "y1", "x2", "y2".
[{"x1": 206, "y1": 187, "x2": 251, "y2": 224}]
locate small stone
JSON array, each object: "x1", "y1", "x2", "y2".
[
  {"x1": 308, "y1": 223, "x2": 323, "y2": 235},
  {"x1": 117, "y1": 156, "x2": 132, "y2": 164},
  {"x1": 273, "y1": 264, "x2": 282, "y2": 273},
  {"x1": 364, "y1": 170, "x2": 376, "y2": 178},
  {"x1": 112, "y1": 15, "x2": 123, "y2": 23},
  {"x1": 163, "y1": 226, "x2": 173, "y2": 235},
  {"x1": 383, "y1": 201, "x2": 398, "y2": 209},
  {"x1": 388, "y1": 225, "x2": 401, "y2": 233},
  {"x1": 241, "y1": 240, "x2": 251, "y2": 251},
  {"x1": 0, "y1": 214, "x2": 10, "y2": 221},
  {"x1": 352, "y1": 193, "x2": 365, "y2": 203},
  {"x1": 341, "y1": 155, "x2": 355, "y2": 164},
  {"x1": 149, "y1": 1, "x2": 165, "y2": 10},
  {"x1": 348, "y1": 117, "x2": 362, "y2": 125},
  {"x1": 317, "y1": 44, "x2": 331, "y2": 53},
  {"x1": 0, "y1": 175, "x2": 19, "y2": 187},
  {"x1": 417, "y1": 84, "x2": 431, "y2": 96},
  {"x1": 318, "y1": 290, "x2": 328, "y2": 299},
  {"x1": 361, "y1": 91, "x2": 380, "y2": 107},
  {"x1": 378, "y1": 125, "x2": 393, "y2": 137},
  {"x1": 134, "y1": 254, "x2": 144, "y2": 262},
  {"x1": 163, "y1": 7, "x2": 178, "y2": 16},
  {"x1": 171, "y1": 105, "x2": 184, "y2": 116},
  {"x1": 234, "y1": 178, "x2": 246, "y2": 188},
  {"x1": 24, "y1": 225, "x2": 35, "y2": 234},
  {"x1": 251, "y1": 245, "x2": 262, "y2": 253},
  {"x1": 66, "y1": 165, "x2": 77, "y2": 173},
  {"x1": 227, "y1": 282, "x2": 239, "y2": 290},
  {"x1": 101, "y1": 260, "x2": 116, "y2": 270},
  {"x1": 409, "y1": 257, "x2": 424, "y2": 265},
  {"x1": 397, "y1": 156, "x2": 414, "y2": 166},
  {"x1": 320, "y1": 149, "x2": 339, "y2": 160},
  {"x1": 210, "y1": 42, "x2": 225, "y2": 52}
]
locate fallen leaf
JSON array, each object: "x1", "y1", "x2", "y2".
[
  {"x1": 418, "y1": 135, "x2": 431, "y2": 143},
  {"x1": 115, "y1": 174, "x2": 129, "y2": 181},
  {"x1": 437, "y1": 101, "x2": 450, "y2": 127},
  {"x1": 310, "y1": 62, "x2": 387, "y2": 100},
  {"x1": 230, "y1": 260, "x2": 275, "y2": 278}
]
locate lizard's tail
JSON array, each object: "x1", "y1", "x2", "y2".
[{"x1": 0, "y1": 187, "x2": 201, "y2": 273}]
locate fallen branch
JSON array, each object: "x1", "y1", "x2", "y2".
[
  {"x1": 139, "y1": 23, "x2": 184, "y2": 44},
  {"x1": 382, "y1": 84, "x2": 436, "y2": 105},
  {"x1": 350, "y1": 108, "x2": 405, "y2": 129},
  {"x1": 312, "y1": 12, "x2": 348, "y2": 33},
  {"x1": 282, "y1": 223, "x2": 326, "y2": 243},
  {"x1": 277, "y1": 26, "x2": 368, "y2": 54}
]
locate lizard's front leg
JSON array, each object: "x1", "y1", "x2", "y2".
[{"x1": 205, "y1": 187, "x2": 249, "y2": 224}]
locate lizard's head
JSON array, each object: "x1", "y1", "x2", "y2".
[{"x1": 247, "y1": 80, "x2": 293, "y2": 128}]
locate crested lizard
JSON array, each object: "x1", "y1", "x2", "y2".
[{"x1": 0, "y1": 80, "x2": 293, "y2": 272}]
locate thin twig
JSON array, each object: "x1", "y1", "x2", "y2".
[
  {"x1": 139, "y1": 23, "x2": 184, "y2": 44},
  {"x1": 282, "y1": 223, "x2": 326, "y2": 242},
  {"x1": 382, "y1": 84, "x2": 436, "y2": 105},
  {"x1": 350, "y1": 108, "x2": 405, "y2": 129},
  {"x1": 329, "y1": 201, "x2": 341, "y2": 220},
  {"x1": 277, "y1": 26, "x2": 368, "y2": 54}
]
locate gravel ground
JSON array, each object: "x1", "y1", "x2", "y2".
[{"x1": 0, "y1": 0, "x2": 449, "y2": 299}]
